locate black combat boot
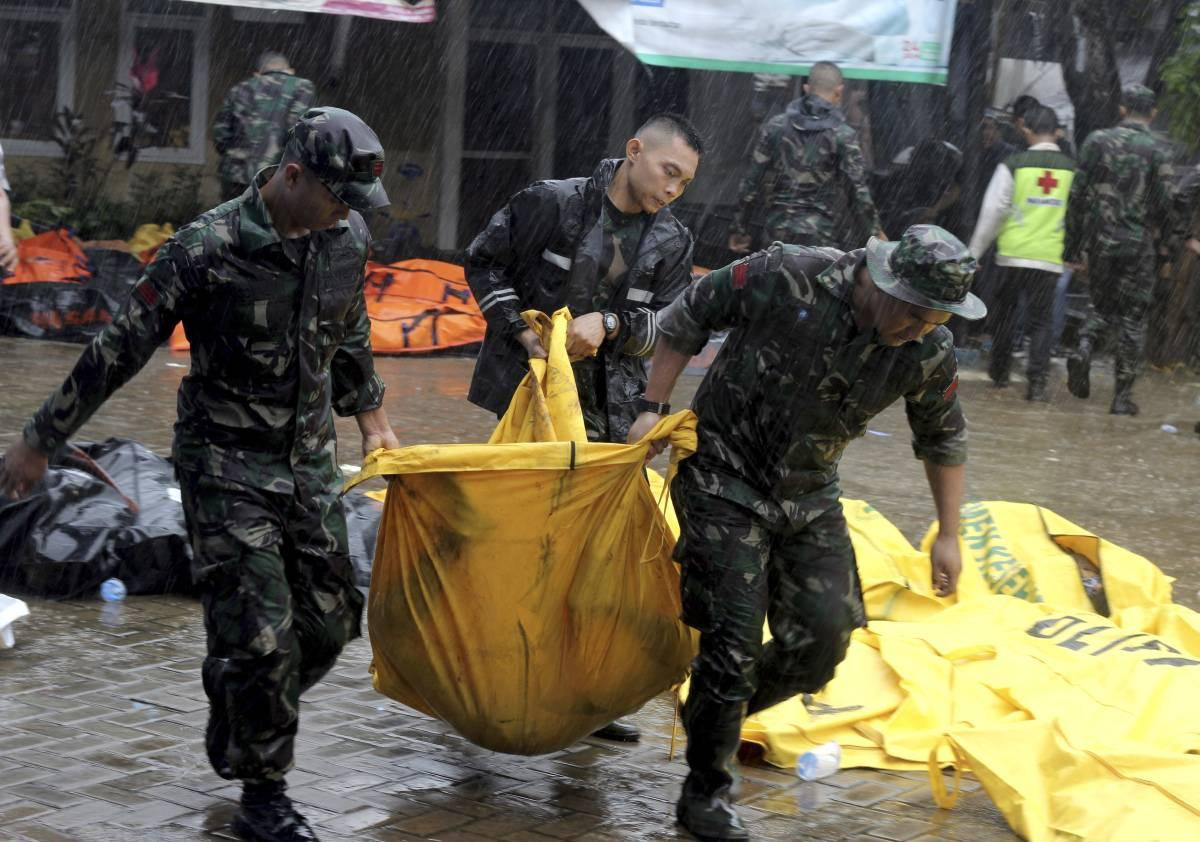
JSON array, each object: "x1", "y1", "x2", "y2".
[
  {"x1": 676, "y1": 693, "x2": 750, "y2": 841},
  {"x1": 1109, "y1": 379, "x2": 1139, "y2": 416},
  {"x1": 591, "y1": 716, "x2": 641, "y2": 742},
  {"x1": 1067, "y1": 340, "x2": 1091, "y2": 399},
  {"x1": 233, "y1": 781, "x2": 320, "y2": 842}
]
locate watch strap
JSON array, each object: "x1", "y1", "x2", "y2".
[{"x1": 635, "y1": 397, "x2": 671, "y2": 415}]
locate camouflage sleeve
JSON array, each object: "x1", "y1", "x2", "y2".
[
  {"x1": 1148, "y1": 145, "x2": 1177, "y2": 235},
  {"x1": 730, "y1": 120, "x2": 776, "y2": 235},
  {"x1": 22, "y1": 241, "x2": 194, "y2": 455},
  {"x1": 903, "y1": 330, "x2": 967, "y2": 466},
  {"x1": 286, "y1": 78, "x2": 317, "y2": 128},
  {"x1": 465, "y1": 184, "x2": 559, "y2": 337},
  {"x1": 1170, "y1": 165, "x2": 1200, "y2": 246},
  {"x1": 656, "y1": 247, "x2": 782, "y2": 355},
  {"x1": 1063, "y1": 135, "x2": 1097, "y2": 263},
  {"x1": 837, "y1": 126, "x2": 884, "y2": 237},
  {"x1": 212, "y1": 84, "x2": 242, "y2": 155},
  {"x1": 331, "y1": 223, "x2": 386, "y2": 416},
  {"x1": 616, "y1": 229, "x2": 694, "y2": 357}
]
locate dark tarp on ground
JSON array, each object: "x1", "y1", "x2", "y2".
[
  {"x1": 0, "y1": 438, "x2": 381, "y2": 599},
  {"x1": 0, "y1": 247, "x2": 143, "y2": 343}
]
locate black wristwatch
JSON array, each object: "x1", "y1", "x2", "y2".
[
  {"x1": 602, "y1": 311, "x2": 619, "y2": 338},
  {"x1": 635, "y1": 397, "x2": 671, "y2": 415}
]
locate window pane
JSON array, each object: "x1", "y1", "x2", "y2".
[
  {"x1": 0, "y1": 18, "x2": 60, "y2": 141},
  {"x1": 470, "y1": 0, "x2": 545, "y2": 31},
  {"x1": 460, "y1": 157, "x2": 531, "y2": 247},
  {"x1": 464, "y1": 40, "x2": 535, "y2": 153},
  {"x1": 131, "y1": 25, "x2": 193, "y2": 149},
  {"x1": 555, "y1": 47, "x2": 611, "y2": 178}
]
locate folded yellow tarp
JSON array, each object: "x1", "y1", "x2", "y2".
[
  {"x1": 349, "y1": 309, "x2": 699, "y2": 754},
  {"x1": 741, "y1": 501, "x2": 1200, "y2": 842}
]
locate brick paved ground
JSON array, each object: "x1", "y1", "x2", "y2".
[{"x1": 0, "y1": 596, "x2": 1018, "y2": 842}]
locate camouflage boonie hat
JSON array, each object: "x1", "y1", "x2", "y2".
[
  {"x1": 865, "y1": 224, "x2": 986, "y2": 320},
  {"x1": 1121, "y1": 83, "x2": 1156, "y2": 115},
  {"x1": 286, "y1": 107, "x2": 389, "y2": 212}
]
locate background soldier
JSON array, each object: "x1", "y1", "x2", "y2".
[
  {"x1": 728, "y1": 61, "x2": 885, "y2": 254},
  {"x1": 214, "y1": 51, "x2": 316, "y2": 201},
  {"x1": 0, "y1": 108, "x2": 398, "y2": 842},
  {"x1": 629, "y1": 226, "x2": 985, "y2": 842},
  {"x1": 1063, "y1": 83, "x2": 1176, "y2": 416}
]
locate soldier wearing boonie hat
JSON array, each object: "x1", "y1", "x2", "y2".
[{"x1": 625, "y1": 224, "x2": 983, "y2": 842}]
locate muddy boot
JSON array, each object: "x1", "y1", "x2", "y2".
[
  {"x1": 233, "y1": 781, "x2": 320, "y2": 842},
  {"x1": 1026, "y1": 380, "x2": 1050, "y2": 402},
  {"x1": 676, "y1": 694, "x2": 750, "y2": 841},
  {"x1": 1109, "y1": 380, "x2": 1139, "y2": 416},
  {"x1": 1067, "y1": 341, "x2": 1091, "y2": 399}
]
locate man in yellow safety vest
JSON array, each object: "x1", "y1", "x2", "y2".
[{"x1": 969, "y1": 103, "x2": 1075, "y2": 401}]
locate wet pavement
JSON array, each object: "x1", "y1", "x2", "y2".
[{"x1": 2, "y1": 336, "x2": 1199, "y2": 841}]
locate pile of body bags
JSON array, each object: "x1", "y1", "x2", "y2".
[
  {"x1": 0, "y1": 437, "x2": 383, "y2": 598},
  {"x1": 353, "y1": 309, "x2": 1200, "y2": 842},
  {"x1": 1, "y1": 226, "x2": 485, "y2": 354}
]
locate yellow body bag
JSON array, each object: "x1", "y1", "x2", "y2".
[{"x1": 348, "y1": 310, "x2": 698, "y2": 754}]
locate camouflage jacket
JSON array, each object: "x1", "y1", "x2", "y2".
[
  {"x1": 23, "y1": 170, "x2": 385, "y2": 497},
  {"x1": 1063, "y1": 121, "x2": 1175, "y2": 264},
  {"x1": 658, "y1": 243, "x2": 966, "y2": 529},
  {"x1": 213, "y1": 70, "x2": 316, "y2": 189},
  {"x1": 466, "y1": 157, "x2": 694, "y2": 442},
  {"x1": 731, "y1": 95, "x2": 881, "y2": 245}
]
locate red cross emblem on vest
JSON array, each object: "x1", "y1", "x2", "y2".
[{"x1": 1037, "y1": 170, "x2": 1059, "y2": 195}]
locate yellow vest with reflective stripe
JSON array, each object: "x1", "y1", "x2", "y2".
[{"x1": 996, "y1": 149, "x2": 1076, "y2": 265}]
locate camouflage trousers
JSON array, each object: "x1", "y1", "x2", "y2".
[
  {"x1": 672, "y1": 468, "x2": 865, "y2": 798},
  {"x1": 1079, "y1": 255, "x2": 1154, "y2": 384},
  {"x1": 765, "y1": 215, "x2": 834, "y2": 250},
  {"x1": 178, "y1": 470, "x2": 364, "y2": 784}
]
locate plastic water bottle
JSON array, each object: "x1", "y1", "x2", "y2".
[
  {"x1": 99, "y1": 578, "x2": 127, "y2": 602},
  {"x1": 796, "y1": 741, "x2": 841, "y2": 781}
]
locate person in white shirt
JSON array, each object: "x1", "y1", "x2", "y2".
[
  {"x1": 0, "y1": 142, "x2": 17, "y2": 276},
  {"x1": 968, "y1": 104, "x2": 1075, "y2": 401}
]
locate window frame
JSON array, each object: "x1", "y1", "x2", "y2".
[
  {"x1": 116, "y1": 1, "x2": 211, "y2": 165},
  {"x1": 0, "y1": 0, "x2": 78, "y2": 158}
]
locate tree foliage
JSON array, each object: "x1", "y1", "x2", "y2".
[{"x1": 1161, "y1": 2, "x2": 1200, "y2": 152}]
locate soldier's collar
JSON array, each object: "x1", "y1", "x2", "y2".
[
  {"x1": 814, "y1": 250, "x2": 864, "y2": 304},
  {"x1": 239, "y1": 169, "x2": 283, "y2": 252}
]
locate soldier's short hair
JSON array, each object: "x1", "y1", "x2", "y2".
[
  {"x1": 1023, "y1": 104, "x2": 1058, "y2": 136},
  {"x1": 1010, "y1": 94, "x2": 1040, "y2": 122},
  {"x1": 636, "y1": 112, "x2": 705, "y2": 157},
  {"x1": 1121, "y1": 83, "x2": 1156, "y2": 116},
  {"x1": 807, "y1": 62, "x2": 844, "y2": 94},
  {"x1": 257, "y1": 51, "x2": 291, "y2": 73}
]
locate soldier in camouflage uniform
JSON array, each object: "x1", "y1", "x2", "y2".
[
  {"x1": 628, "y1": 226, "x2": 985, "y2": 842},
  {"x1": 0, "y1": 108, "x2": 396, "y2": 842},
  {"x1": 214, "y1": 51, "x2": 316, "y2": 201},
  {"x1": 729, "y1": 62, "x2": 885, "y2": 254},
  {"x1": 1064, "y1": 84, "x2": 1176, "y2": 416}
]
